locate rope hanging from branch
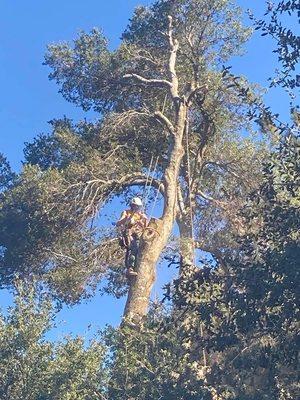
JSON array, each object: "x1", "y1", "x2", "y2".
[{"x1": 143, "y1": 155, "x2": 159, "y2": 213}]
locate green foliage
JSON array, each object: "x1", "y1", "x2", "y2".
[
  {"x1": 174, "y1": 133, "x2": 299, "y2": 399},
  {"x1": 1, "y1": 2, "x2": 299, "y2": 399},
  {"x1": 0, "y1": 1, "x2": 299, "y2": 399},
  {"x1": 103, "y1": 132, "x2": 299, "y2": 399},
  {"x1": 0, "y1": 153, "x2": 16, "y2": 191},
  {"x1": 250, "y1": 0, "x2": 300, "y2": 91},
  {"x1": 123, "y1": 0, "x2": 251, "y2": 64},
  {"x1": 45, "y1": 29, "x2": 113, "y2": 112},
  {"x1": 23, "y1": 118, "x2": 80, "y2": 170},
  {"x1": 0, "y1": 118, "x2": 134, "y2": 302},
  {"x1": 0, "y1": 281, "x2": 106, "y2": 400},
  {"x1": 105, "y1": 308, "x2": 215, "y2": 400},
  {"x1": 45, "y1": 1, "x2": 251, "y2": 113}
]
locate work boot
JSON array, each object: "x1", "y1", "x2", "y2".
[
  {"x1": 127, "y1": 268, "x2": 138, "y2": 277},
  {"x1": 119, "y1": 237, "x2": 125, "y2": 248},
  {"x1": 128, "y1": 254, "x2": 136, "y2": 268}
]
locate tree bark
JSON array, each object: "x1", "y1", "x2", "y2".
[
  {"x1": 122, "y1": 15, "x2": 190, "y2": 323},
  {"x1": 123, "y1": 104, "x2": 187, "y2": 323}
]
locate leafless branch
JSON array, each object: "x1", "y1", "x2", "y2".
[
  {"x1": 167, "y1": 15, "x2": 180, "y2": 99},
  {"x1": 102, "y1": 109, "x2": 152, "y2": 134},
  {"x1": 154, "y1": 111, "x2": 175, "y2": 134},
  {"x1": 122, "y1": 73, "x2": 172, "y2": 89},
  {"x1": 197, "y1": 159, "x2": 250, "y2": 190},
  {"x1": 103, "y1": 144, "x2": 128, "y2": 162},
  {"x1": 128, "y1": 177, "x2": 165, "y2": 196},
  {"x1": 124, "y1": 46, "x2": 161, "y2": 68},
  {"x1": 46, "y1": 249, "x2": 78, "y2": 262},
  {"x1": 61, "y1": 171, "x2": 165, "y2": 223},
  {"x1": 196, "y1": 189, "x2": 220, "y2": 203},
  {"x1": 135, "y1": 359, "x2": 156, "y2": 375}
]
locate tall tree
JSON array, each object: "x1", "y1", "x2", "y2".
[{"x1": 0, "y1": 0, "x2": 269, "y2": 322}]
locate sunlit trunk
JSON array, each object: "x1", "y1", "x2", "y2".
[{"x1": 123, "y1": 104, "x2": 187, "y2": 323}]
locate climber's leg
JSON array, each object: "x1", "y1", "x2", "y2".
[
  {"x1": 125, "y1": 247, "x2": 131, "y2": 269},
  {"x1": 127, "y1": 234, "x2": 139, "y2": 276},
  {"x1": 131, "y1": 235, "x2": 140, "y2": 268},
  {"x1": 121, "y1": 231, "x2": 136, "y2": 276}
]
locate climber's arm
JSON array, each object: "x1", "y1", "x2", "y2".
[
  {"x1": 141, "y1": 214, "x2": 148, "y2": 228},
  {"x1": 116, "y1": 211, "x2": 128, "y2": 228}
]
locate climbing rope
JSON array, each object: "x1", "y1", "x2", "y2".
[
  {"x1": 142, "y1": 155, "x2": 154, "y2": 207},
  {"x1": 143, "y1": 156, "x2": 159, "y2": 213},
  {"x1": 145, "y1": 95, "x2": 168, "y2": 218},
  {"x1": 148, "y1": 180, "x2": 161, "y2": 219}
]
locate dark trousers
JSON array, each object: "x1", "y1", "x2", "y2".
[{"x1": 124, "y1": 234, "x2": 140, "y2": 270}]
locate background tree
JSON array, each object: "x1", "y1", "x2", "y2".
[
  {"x1": 159, "y1": 132, "x2": 299, "y2": 399},
  {"x1": 0, "y1": 281, "x2": 107, "y2": 400},
  {"x1": 249, "y1": 0, "x2": 300, "y2": 92},
  {"x1": 100, "y1": 2, "x2": 300, "y2": 398}
]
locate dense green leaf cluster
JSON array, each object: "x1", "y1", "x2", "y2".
[
  {"x1": 249, "y1": 0, "x2": 300, "y2": 90},
  {"x1": 104, "y1": 132, "x2": 299, "y2": 399},
  {"x1": 0, "y1": 282, "x2": 107, "y2": 400}
]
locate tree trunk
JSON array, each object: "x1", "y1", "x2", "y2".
[
  {"x1": 123, "y1": 217, "x2": 167, "y2": 322},
  {"x1": 123, "y1": 104, "x2": 187, "y2": 323}
]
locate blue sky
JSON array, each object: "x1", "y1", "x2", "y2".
[{"x1": 0, "y1": 0, "x2": 295, "y2": 340}]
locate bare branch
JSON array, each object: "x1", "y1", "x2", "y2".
[
  {"x1": 101, "y1": 109, "x2": 152, "y2": 136},
  {"x1": 60, "y1": 171, "x2": 165, "y2": 223},
  {"x1": 124, "y1": 46, "x2": 161, "y2": 68},
  {"x1": 167, "y1": 15, "x2": 180, "y2": 99},
  {"x1": 122, "y1": 16, "x2": 180, "y2": 103},
  {"x1": 197, "y1": 160, "x2": 249, "y2": 188},
  {"x1": 103, "y1": 144, "x2": 128, "y2": 162},
  {"x1": 123, "y1": 175, "x2": 165, "y2": 196},
  {"x1": 196, "y1": 189, "x2": 218, "y2": 203},
  {"x1": 135, "y1": 359, "x2": 156, "y2": 375},
  {"x1": 122, "y1": 73, "x2": 172, "y2": 89},
  {"x1": 154, "y1": 111, "x2": 175, "y2": 134},
  {"x1": 46, "y1": 249, "x2": 78, "y2": 262}
]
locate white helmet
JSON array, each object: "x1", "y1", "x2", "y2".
[{"x1": 131, "y1": 197, "x2": 143, "y2": 207}]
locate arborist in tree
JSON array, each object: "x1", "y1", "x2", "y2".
[{"x1": 116, "y1": 197, "x2": 148, "y2": 277}]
